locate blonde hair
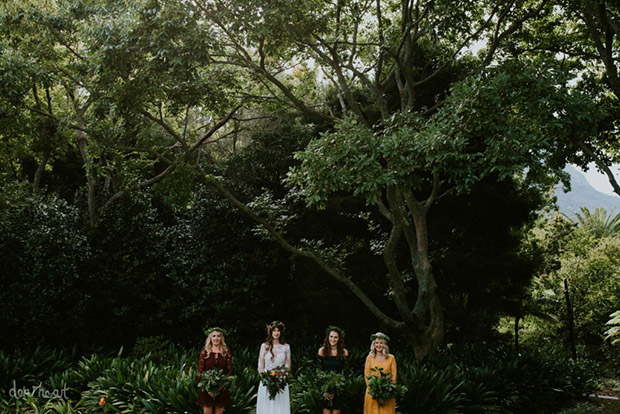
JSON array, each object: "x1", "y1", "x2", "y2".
[
  {"x1": 204, "y1": 330, "x2": 229, "y2": 357},
  {"x1": 369, "y1": 332, "x2": 390, "y2": 358}
]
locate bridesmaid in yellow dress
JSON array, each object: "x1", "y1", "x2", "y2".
[{"x1": 363, "y1": 332, "x2": 397, "y2": 414}]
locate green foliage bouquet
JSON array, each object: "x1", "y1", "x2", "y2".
[
  {"x1": 260, "y1": 365, "x2": 290, "y2": 400},
  {"x1": 198, "y1": 368, "x2": 235, "y2": 396},
  {"x1": 317, "y1": 370, "x2": 346, "y2": 406},
  {"x1": 366, "y1": 367, "x2": 407, "y2": 406}
]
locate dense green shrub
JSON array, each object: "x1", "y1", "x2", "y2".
[
  {"x1": 397, "y1": 349, "x2": 600, "y2": 414},
  {"x1": 0, "y1": 185, "x2": 91, "y2": 350},
  {"x1": 0, "y1": 182, "x2": 296, "y2": 351},
  {"x1": 0, "y1": 346, "x2": 604, "y2": 414}
]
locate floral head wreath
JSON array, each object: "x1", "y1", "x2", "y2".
[
  {"x1": 370, "y1": 332, "x2": 390, "y2": 343},
  {"x1": 266, "y1": 321, "x2": 285, "y2": 333},
  {"x1": 204, "y1": 326, "x2": 227, "y2": 338},
  {"x1": 326, "y1": 325, "x2": 345, "y2": 339}
]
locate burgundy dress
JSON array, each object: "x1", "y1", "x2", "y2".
[{"x1": 197, "y1": 349, "x2": 233, "y2": 407}]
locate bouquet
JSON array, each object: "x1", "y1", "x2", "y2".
[
  {"x1": 198, "y1": 368, "x2": 235, "y2": 396},
  {"x1": 317, "y1": 370, "x2": 346, "y2": 406},
  {"x1": 366, "y1": 367, "x2": 407, "y2": 406},
  {"x1": 260, "y1": 365, "x2": 290, "y2": 400}
]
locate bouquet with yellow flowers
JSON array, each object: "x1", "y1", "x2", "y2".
[{"x1": 260, "y1": 365, "x2": 290, "y2": 400}]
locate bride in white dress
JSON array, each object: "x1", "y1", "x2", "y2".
[{"x1": 257, "y1": 321, "x2": 291, "y2": 414}]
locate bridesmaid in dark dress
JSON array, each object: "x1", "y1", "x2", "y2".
[
  {"x1": 318, "y1": 326, "x2": 348, "y2": 414},
  {"x1": 197, "y1": 328, "x2": 233, "y2": 414}
]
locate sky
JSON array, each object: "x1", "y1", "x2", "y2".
[{"x1": 580, "y1": 162, "x2": 620, "y2": 196}]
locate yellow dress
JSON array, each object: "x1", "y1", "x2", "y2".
[{"x1": 364, "y1": 354, "x2": 397, "y2": 414}]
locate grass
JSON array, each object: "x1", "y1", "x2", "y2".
[{"x1": 561, "y1": 378, "x2": 620, "y2": 414}]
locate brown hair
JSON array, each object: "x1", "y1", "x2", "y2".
[
  {"x1": 320, "y1": 328, "x2": 346, "y2": 361},
  {"x1": 264, "y1": 326, "x2": 287, "y2": 361}
]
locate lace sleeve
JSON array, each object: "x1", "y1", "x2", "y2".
[
  {"x1": 258, "y1": 343, "x2": 266, "y2": 373},
  {"x1": 285, "y1": 344, "x2": 292, "y2": 370}
]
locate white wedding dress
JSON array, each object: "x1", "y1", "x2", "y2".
[{"x1": 257, "y1": 343, "x2": 291, "y2": 414}]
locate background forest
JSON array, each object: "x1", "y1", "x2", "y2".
[{"x1": 1, "y1": 0, "x2": 620, "y2": 412}]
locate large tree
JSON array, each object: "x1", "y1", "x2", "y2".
[
  {"x1": 0, "y1": 0, "x2": 607, "y2": 358},
  {"x1": 189, "y1": 0, "x2": 603, "y2": 357}
]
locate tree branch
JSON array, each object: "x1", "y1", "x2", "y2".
[
  {"x1": 579, "y1": 142, "x2": 620, "y2": 196},
  {"x1": 190, "y1": 105, "x2": 241, "y2": 152},
  {"x1": 483, "y1": 0, "x2": 547, "y2": 66},
  {"x1": 201, "y1": 169, "x2": 405, "y2": 329},
  {"x1": 103, "y1": 164, "x2": 177, "y2": 209},
  {"x1": 140, "y1": 109, "x2": 189, "y2": 151},
  {"x1": 195, "y1": 1, "x2": 333, "y2": 123}
]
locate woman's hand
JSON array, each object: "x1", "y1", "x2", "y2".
[{"x1": 323, "y1": 392, "x2": 334, "y2": 400}]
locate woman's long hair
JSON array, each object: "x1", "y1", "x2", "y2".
[
  {"x1": 264, "y1": 327, "x2": 287, "y2": 361},
  {"x1": 369, "y1": 332, "x2": 390, "y2": 358},
  {"x1": 204, "y1": 330, "x2": 229, "y2": 357},
  {"x1": 320, "y1": 329, "x2": 346, "y2": 361}
]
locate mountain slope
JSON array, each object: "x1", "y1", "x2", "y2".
[{"x1": 555, "y1": 165, "x2": 620, "y2": 219}]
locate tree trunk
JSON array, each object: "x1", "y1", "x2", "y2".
[
  {"x1": 564, "y1": 278, "x2": 577, "y2": 359},
  {"x1": 514, "y1": 314, "x2": 520, "y2": 355},
  {"x1": 410, "y1": 270, "x2": 444, "y2": 361},
  {"x1": 33, "y1": 147, "x2": 50, "y2": 194},
  {"x1": 409, "y1": 294, "x2": 444, "y2": 361},
  {"x1": 408, "y1": 196, "x2": 444, "y2": 360},
  {"x1": 410, "y1": 331, "x2": 433, "y2": 360},
  {"x1": 75, "y1": 132, "x2": 98, "y2": 224}
]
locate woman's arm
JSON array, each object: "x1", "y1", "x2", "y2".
[
  {"x1": 364, "y1": 355, "x2": 372, "y2": 386},
  {"x1": 258, "y1": 343, "x2": 266, "y2": 373},
  {"x1": 390, "y1": 355, "x2": 397, "y2": 382},
  {"x1": 226, "y1": 349, "x2": 233, "y2": 376},
  {"x1": 197, "y1": 350, "x2": 205, "y2": 382},
  {"x1": 317, "y1": 347, "x2": 324, "y2": 370},
  {"x1": 285, "y1": 344, "x2": 292, "y2": 370}
]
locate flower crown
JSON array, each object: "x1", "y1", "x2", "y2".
[
  {"x1": 204, "y1": 326, "x2": 227, "y2": 338},
  {"x1": 266, "y1": 321, "x2": 285, "y2": 333},
  {"x1": 326, "y1": 325, "x2": 345, "y2": 339},
  {"x1": 370, "y1": 332, "x2": 390, "y2": 343}
]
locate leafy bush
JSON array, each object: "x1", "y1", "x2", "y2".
[
  {"x1": 131, "y1": 336, "x2": 172, "y2": 359},
  {"x1": 0, "y1": 185, "x2": 90, "y2": 349},
  {"x1": 397, "y1": 349, "x2": 598, "y2": 414},
  {"x1": 0, "y1": 346, "x2": 604, "y2": 413},
  {"x1": 556, "y1": 402, "x2": 598, "y2": 414}
]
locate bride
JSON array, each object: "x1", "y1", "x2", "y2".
[{"x1": 257, "y1": 321, "x2": 291, "y2": 414}]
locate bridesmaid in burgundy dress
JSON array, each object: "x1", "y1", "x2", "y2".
[{"x1": 197, "y1": 328, "x2": 233, "y2": 414}]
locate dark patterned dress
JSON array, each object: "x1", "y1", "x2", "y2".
[
  {"x1": 318, "y1": 355, "x2": 346, "y2": 410},
  {"x1": 197, "y1": 349, "x2": 232, "y2": 407}
]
